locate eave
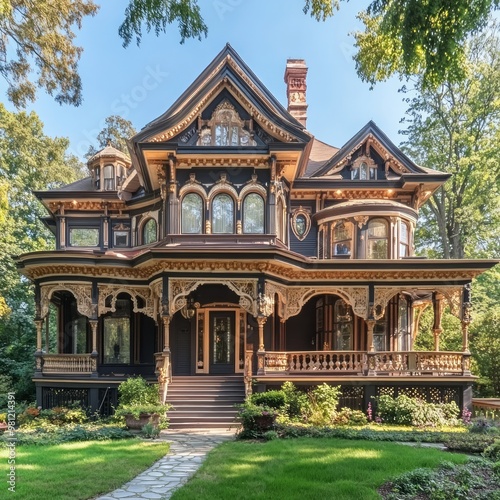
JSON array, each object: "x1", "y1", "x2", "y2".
[{"x1": 15, "y1": 245, "x2": 498, "y2": 285}]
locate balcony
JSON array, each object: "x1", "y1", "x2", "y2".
[
  {"x1": 258, "y1": 350, "x2": 471, "y2": 377},
  {"x1": 38, "y1": 354, "x2": 96, "y2": 375}
]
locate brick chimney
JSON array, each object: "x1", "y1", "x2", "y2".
[{"x1": 284, "y1": 59, "x2": 308, "y2": 127}]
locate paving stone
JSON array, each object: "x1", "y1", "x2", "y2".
[{"x1": 96, "y1": 429, "x2": 236, "y2": 500}]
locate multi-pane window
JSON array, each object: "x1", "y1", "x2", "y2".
[
  {"x1": 352, "y1": 162, "x2": 376, "y2": 180},
  {"x1": 243, "y1": 193, "x2": 264, "y2": 233},
  {"x1": 182, "y1": 193, "x2": 204, "y2": 234},
  {"x1": 103, "y1": 299, "x2": 131, "y2": 364},
  {"x1": 373, "y1": 313, "x2": 387, "y2": 351},
  {"x1": 103, "y1": 164, "x2": 115, "y2": 191},
  {"x1": 400, "y1": 222, "x2": 410, "y2": 257},
  {"x1": 333, "y1": 300, "x2": 353, "y2": 350},
  {"x1": 367, "y1": 219, "x2": 388, "y2": 259},
  {"x1": 212, "y1": 194, "x2": 234, "y2": 233},
  {"x1": 333, "y1": 222, "x2": 352, "y2": 255},
  {"x1": 142, "y1": 219, "x2": 157, "y2": 244}
]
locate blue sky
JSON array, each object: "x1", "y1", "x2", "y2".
[{"x1": 20, "y1": 0, "x2": 409, "y2": 160}]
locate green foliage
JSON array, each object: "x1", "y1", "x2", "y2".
[
  {"x1": 249, "y1": 390, "x2": 286, "y2": 410},
  {"x1": 483, "y1": 439, "x2": 500, "y2": 461},
  {"x1": 0, "y1": 0, "x2": 98, "y2": 107},
  {"x1": 413, "y1": 308, "x2": 462, "y2": 352},
  {"x1": 236, "y1": 403, "x2": 278, "y2": 437},
  {"x1": 1, "y1": 423, "x2": 132, "y2": 446},
  {"x1": 469, "y1": 417, "x2": 500, "y2": 435},
  {"x1": 85, "y1": 115, "x2": 136, "y2": 158},
  {"x1": 332, "y1": 407, "x2": 368, "y2": 426},
  {"x1": 444, "y1": 434, "x2": 497, "y2": 454},
  {"x1": 119, "y1": 0, "x2": 208, "y2": 47},
  {"x1": 375, "y1": 395, "x2": 460, "y2": 427},
  {"x1": 384, "y1": 458, "x2": 500, "y2": 500},
  {"x1": 115, "y1": 376, "x2": 171, "y2": 429},
  {"x1": 400, "y1": 25, "x2": 500, "y2": 260},
  {"x1": 308, "y1": 383, "x2": 341, "y2": 425},
  {"x1": 18, "y1": 404, "x2": 88, "y2": 428},
  {"x1": 280, "y1": 381, "x2": 310, "y2": 420},
  {"x1": 0, "y1": 104, "x2": 84, "y2": 403},
  {"x1": 141, "y1": 421, "x2": 160, "y2": 439}
]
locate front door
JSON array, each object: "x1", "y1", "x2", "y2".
[{"x1": 209, "y1": 311, "x2": 235, "y2": 374}]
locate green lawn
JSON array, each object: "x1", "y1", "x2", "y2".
[
  {"x1": 1, "y1": 439, "x2": 170, "y2": 500},
  {"x1": 171, "y1": 438, "x2": 468, "y2": 500}
]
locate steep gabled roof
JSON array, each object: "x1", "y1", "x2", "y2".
[
  {"x1": 311, "y1": 120, "x2": 444, "y2": 178},
  {"x1": 132, "y1": 43, "x2": 311, "y2": 144}
]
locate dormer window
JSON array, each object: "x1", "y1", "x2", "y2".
[
  {"x1": 351, "y1": 155, "x2": 377, "y2": 180},
  {"x1": 103, "y1": 164, "x2": 115, "y2": 191},
  {"x1": 197, "y1": 101, "x2": 255, "y2": 147}
]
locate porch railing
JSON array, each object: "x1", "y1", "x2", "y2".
[
  {"x1": 41, "y1": 354, "x2": 96, "y2": 374},
  {"x1": 262, "y1": 350, "x2": 471, "y2": 376}
]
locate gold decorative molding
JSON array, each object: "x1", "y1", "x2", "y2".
[
  {"x1": 40, "y1": 283, "x2": 93, "y2": 318},
  {"x1": 24, "y1": 260, "x2": 486, "y2": 283},
  {"x1": 168, "y1": 278, "x2": 258, "y2": 316},
  {"x1": 97, "y1": 284, "x2": 156, "y2": 319},
  {"x1": 48, "y1": 201, "x2": 126, "y2": 212}
]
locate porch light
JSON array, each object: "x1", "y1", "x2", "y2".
[{"x1": 181, "y1": 297, "x2": 199, "y2": 319}]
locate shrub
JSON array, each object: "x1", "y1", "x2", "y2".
[
  {"x1": 249, "y1": 390, "x2": 286, "y2": 410},
  {"x1": 281, "y1": 381, "x2": 310, "y2": 421},
  {"x1": 469, "y1": 417, "x2": 500, "y2": 435},
  {"x1": 18, "y1": 404, "x2": 88, "y2": 429},
  {"x1": 382, "y1": 458, "x2": 499, "y2": 499},
  {"x1": 308, "y1": 384, "x2": 341, "y2": 426},
  {"x1": 375, "y1": 395, "x2": 460, "y2": 427},
  {"x1": 141, "y1": 422, "x2": 160, "y2": 439},
  {"x1": 444, "y1": 434, "x2": 496, "y2": 454},
  {"x1": 236, "y1": 402, "x2": 278, "y2": 436},
  {"x1": 483, "y1": 439, "x2": 500, "y2": 462},
  {"x1": 332, "y1": 407, "x2": 368, "y2": 426}
]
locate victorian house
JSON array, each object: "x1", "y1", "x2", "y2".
[{"x1": 16, "y1": 45, "x2": 496, "y2": 428}]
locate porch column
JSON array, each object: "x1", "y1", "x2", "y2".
[
  {"x1": 89, "y1": 319, "x2": 99, "y2": 377},
  {"x1": 162, "y1": 315, "x2": 171, "y2": 352},
  {"x1": 35, "y1": 319, "x2": 43, "y2": 353},
  {"x1": 432, "y1": 293, "x2": 444, "y2": 351},
  {"x1": 256, "y1": 316, "x2": 267, "y2": 375},
  {"x1": 461, "y1": 284, "x2": 472, "y2": 354},
  {"x1": 34, "y1": 319, "x2": 44, "y2": 377},
  {"x1": 365, "y1": 319, "x2": 375, "y2": 352}
]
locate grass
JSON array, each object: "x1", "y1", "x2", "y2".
[
  {"x1": 170, "y1": 438, "x2": 469, "y2": 500},
  {"x1": 0, "y1": 439, "x2": 170, "y2": 500}
]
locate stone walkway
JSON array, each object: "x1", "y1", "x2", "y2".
[{"x1": 97, "y1": 429, "x2": 236, "y2": 500}]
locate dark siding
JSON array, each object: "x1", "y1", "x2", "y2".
[
  {"x1": 290, "y1": 202, "x2": 317, "y2": 257},
  {"x1": 285, "y1": 299, "x2": 316, "y2": 350}
]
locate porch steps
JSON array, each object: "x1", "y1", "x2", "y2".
[{"x1": 165, "y1": 375, "x2": 245, "y2": 429}]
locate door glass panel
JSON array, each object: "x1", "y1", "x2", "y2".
[{"x1": 212, "y1": 315, "x2": 233, "y2": 364}]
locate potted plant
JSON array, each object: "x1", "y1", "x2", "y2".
[{"x1": 114, "y1": 376, "x2": 171, "y2": 430}]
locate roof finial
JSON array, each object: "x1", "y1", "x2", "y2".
[{"x1": 106, "y1": 138, "x2": 112, "y2": 147}]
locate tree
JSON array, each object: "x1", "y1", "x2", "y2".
[
  {"x1": 85, "y1": 115, "x2": 137, "y2": 159},
  {"x1": 0, "y1": 0, "x2": 98, "y2": 107},
  {"x1": 0, "y1": 104, "x2": 84, "y2": 401},
  {"x1": 3, "y1": 1, "x2": 500, "y2": 108},
  {"x1": 400, "y1": 26, "x2": 500, "y2": 259}
]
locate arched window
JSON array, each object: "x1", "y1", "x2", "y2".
[
  {"x1": 103, "y1": 164, "x2": 115, "y2": 191},
  {"x1": 243, "y1": 193, "x2": 264, "y2": 234},
  {"x1": 352, "y1": 161, "x2": 376, "y2": 180},
  {"x1": 333, "y1": 221, "x2": 352, "y2": 256},
  {"x1": 333, "y1": 299, "x2": 353, "y2": 350},
  {"x1": 142, "y1": 219, "x2": 157, "y2": 245},
  {"x1": 400, "y1": 221, "x2": 410, "y2": 257},
  {"x1": 367, "y1": 219, "x2": 388, "y2": 259},
  {"x1": 212, "y1": 193, "x2": 234, "y2": 233},
  {"x1": 182, "y1": 193, "x2": 204, "y2": 234}
]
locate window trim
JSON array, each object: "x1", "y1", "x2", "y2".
[
  {"x1": 290, "y1": 208, "x2": 311, "y2": 241},
  {"x1": 366, "y1": 218, "x2": 389, "y2": 259},
  {"x1": 242, "y1": 192, "x2": 265, "y2": 234},
  {"x1": 211, "y1": 192, "x2": 235, "y2": 234},
  {"x1": 181, "y1": 192, "x2": 204, "y2": 234}
]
